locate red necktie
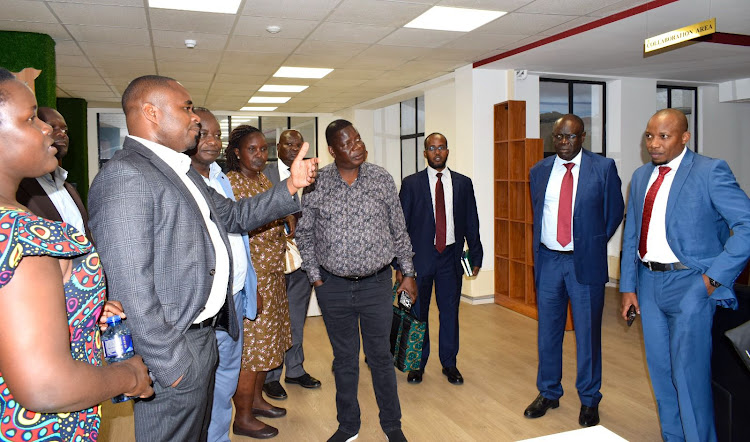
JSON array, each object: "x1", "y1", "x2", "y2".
[
  {"x1": 639, "y1": 166, "x2": 671, "y2": 259},
  {"x1": 557, "y1": 163, "x2": 575, "y2": 247},
  {"x1": 435, "y1": 172, "x2": 446, "y2": 253}
]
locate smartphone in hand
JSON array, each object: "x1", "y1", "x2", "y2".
[{"x1": 627, "y1": 305, "x2": 637, "y2": 327}]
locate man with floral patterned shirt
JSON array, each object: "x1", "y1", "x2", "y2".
[{"x1": 296, "y1": 119, "x2": 416, "y2": 442}]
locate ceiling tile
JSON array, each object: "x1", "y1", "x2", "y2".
[
  {"x1": 586, "y1": 0, "x2": 653, "y2": 17},
  {"x1": 308, "y1": 22, "x2": 395, "y2": 44},
  {"x1": 57, "y1": 88, "x2": 72, "y2": 98},
  {"x1": 378, "y1": 28, "x2": 463, "y2": 48},
  {"x1": 57, "y1": 74, "x2": 108, "y2": 85},
  {"x1": 226, "y1": 35, "x2": 301, "y2": 53},
  {"x1": 294, "y1": 40, "x2": 369, "y2": 58},
  {"x1": 49, "y1": 3, "x2": 147, "y2": 28},
  {"x1": 149, "y1": 9, "x2": 237, "y2": 34},
  {"x1": 53, "y1": 40, "x2": 84, "y2": 56},
  {"x1": 357, "y1": 44, "x2": 425, "y2": 60},
  {"x1": 479, "y1": 12, "x2": 578, "y2": 34},
  {"x1": 437, "y1": 0, "x2": 532, "y2": 9},
  {"x1": 49, "y1": 0, "x2": 145, "y2": 6},
  {"x1": 66, "y1": 24, "x2": 150, "y2": 45},
  {"x1": 327, "y1": 0, "x2": 430, "y2": 27},
  {"x1": 213, "y1": 73, "x2": 270, "y2": 84},
  {"x1": 0, "y1": 20, "x2": 70, "y2": 40},
  {"x1": 518, "y1": 0, "x2": 623, "y2": 15},
  {"x1": 4, "y1": 0, "x2": 59, "y2": 23},
  {"x1": 154, "y1": 47, "x2": 223, "y2": 64},
  {"x1": 240, "y1": 0, "x2": 341, "y2": 20},
  {"x1": 157, "y1": 61, "x2": 218, "y2": 74},
  {"x1": 537, "y1": 15, "x2": 598, "y2": 36},
  {"x1": 324, "y1": 69, "x2": 385, "y2": 80},
  {"x1": 57, "y1": 54, "x2": 94, "y2": 68},
  {"x1": 344, "y1": 55, "x2": 408, "y2": 70},
  {"x1": 441, "y1": 32, "x2": 529, "y2": 52},
  {"x1": 234, "y1": 16, "x2": 319, "y2": 39},
  {"x1": 152, "y1": 30, "x2": 229, "y2": 50},
  {"x1": 59, "y1": 84, "x2": 114, "y2": 92},
  {"x1": 283, "y1": 54, "x2": 355, "y2": 69},
  {"x1": 57, "y1": 65, "x2": 103, "y2": 77},
  {"x1": 157, "y1": 71, "x2": 214, "y2": 82}
]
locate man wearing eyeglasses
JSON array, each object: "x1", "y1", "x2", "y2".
[
  {"x1": 398, "y1": 132, "x2": 483, "y2": 385},
  {"x1": 525, "y1": 114, "x2": 624, "y2": 427},
  {"x1": 16, "y1": 107, "x2": 92, "y2": 239}
]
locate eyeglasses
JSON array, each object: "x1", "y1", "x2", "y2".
[
  {"x1": 552, "y1": 133, "x2": 578, "y2": 142},
  {"x1": 425, "y1": 145, "x2": 447, "y2": 152}
]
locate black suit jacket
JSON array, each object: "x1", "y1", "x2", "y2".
[{"x1": 17, "y1": 176, "x2": 92, "y2": 240}]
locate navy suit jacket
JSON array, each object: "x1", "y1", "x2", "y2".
[
  {"x1": 399, "y1": 168, "x2": 483, "y2": 276},
  {"x1": 530, "y1": 149, "x2": 624, "y2": 286},
  {"x1": 620, "y1": 148, "x2": 750, "y2": 308}
]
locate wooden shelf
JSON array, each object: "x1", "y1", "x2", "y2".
[{"x1": 493, "y1": 100, "x2": 573, "y2": 331}]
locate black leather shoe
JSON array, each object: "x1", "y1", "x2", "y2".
[
  {"x1": 579, "y1": 405, "x2": 600, "y2": 427},
  {"x1": 233, "y1": 422, "x2": 278, "y2": 439},
  {"x1": 285, "y1": 373, "x2": 322, "y2": 389},
  {"x1": 407, "y1": 370, "x2": 423, "y2": 383},
  {"x1": 441, "y1": 366, "x2": 464, "y2": 385},
  {"x1": 524, "y1": 393, "x2": 559, "y2": 418},
  {"x1": 262, "y1": 381, "x2": 287, "y2": 400},
  {"x1": 252, "y1": 406, "x2": 287, "y2": 418}
]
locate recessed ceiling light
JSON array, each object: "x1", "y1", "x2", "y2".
[
  {"x1": 148, "y1": 0, "x2": 241, "y2": 14},
  {"x1": 240, "y1": 106, "x2": 278, "y2": 112},
  {"x1": 259, "y1": 85, "x2": 308, "y2": 93},
  {"x1": 404, "y1": 6, "x2": 506, "y2": 32},
  {"x1": 249, "y1": 96, "x2": 291, "y2": 103},
  {"x1": 273, "y1": 67, "x2": 333, "y2": 79}
]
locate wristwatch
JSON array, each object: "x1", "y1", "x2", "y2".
[
  {"x1": 708, "y1": 277, "x2": 721, "y2": 288},
  {"x1": 402, "y1": 272, "x2": 416, "y2": 278}
]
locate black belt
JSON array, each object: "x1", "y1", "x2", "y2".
[
  {"x1": 189, "y1": 315, "x2": 218, "y2": 330},
  {"x1": 324, "y1": 264, "x2": 391, "y2": 281},
  {"x1": 641, "y1": 261, "x2": 689, "y2": 272},
  {"x1": 541, "y1": 244, "x2": 574, "y2": 255}
]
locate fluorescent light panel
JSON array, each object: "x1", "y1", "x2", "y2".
[
  {"x1": 259, "y1": 85, "x2": 308, "y2": 93},
  {"x1": 273, "y1": 66, "x2": 333, "y2": 79},
  {"x1": 148, "y1": 0, "x2": 241, "y2": 14},
  {"x1": 404, "y1": 6, "x2": 506, "y2": 32},
  {"x1": 240, "y1": 106, "x2": 277, "y2": 112},
  {"x1": 249, "y1": 96, "x2": 291, "y2": 103}
]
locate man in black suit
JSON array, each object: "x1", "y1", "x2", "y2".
[
  {"x1": 262, "y1": 129, "x2": 322, "y2": 400},
  {"x1": 398, "y1": 132, "x2": 483, "y2": 385},
  {"x1": 16, "y1": 107, "x2": 91, "y2": 239}
]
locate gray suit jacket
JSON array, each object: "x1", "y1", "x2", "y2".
[{"x1": 88, "y1": 138, "x2": 299, "y2": 387}]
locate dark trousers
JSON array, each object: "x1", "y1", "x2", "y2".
[
  {"x1": 413, "y1": 243, "x2": 462, "y2": 369},
  {"x1": 134, "y1": 326, "x2": 218, "y2": 442},
  {"x1": 535, "y1": 246, "x2": 605, "y2": 407},
  {"x1": 266, "y1": 268, "x2": 313, "y2": 382},
  {"x1": 638, "y1": 264, "x2": 717, "y2": 442},
  {"x1": 315, "y1": 267, "x2": 402, "y2": 434}
]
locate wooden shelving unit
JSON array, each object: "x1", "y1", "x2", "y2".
[{"x1": 494, "y1": 100, "x2": 573, "y2": 330}]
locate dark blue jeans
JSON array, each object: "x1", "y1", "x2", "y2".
[{"x1": 315, "y1": 267, "x2": 402, "y2": 434}]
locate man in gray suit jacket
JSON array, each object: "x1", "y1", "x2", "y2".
[
  {"x1": 262, "y1": 129, "x2": 322, "y2": 400},
  {"x1": 88, "y1": 76, "x2": 318, "y2": 441}
]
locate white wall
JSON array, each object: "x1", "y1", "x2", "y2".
[{"x1": 699, "y1": 85, "x2": 750, "y2": 192}]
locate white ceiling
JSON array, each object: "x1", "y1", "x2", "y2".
[{"x1": 2, "y1": 0, "x2": 748, "y2": 113}]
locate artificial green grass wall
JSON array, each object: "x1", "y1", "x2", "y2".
[
  {"x1": 0, "y1": 31, "x2": 56, "y2": 108},
  {"x1": 57, "y1": 98, "x2": 89, "y2": 207}
]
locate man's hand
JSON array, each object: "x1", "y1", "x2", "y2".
[
  {"x1": 702, "y1": 274, "x2": 717, "y2": 296},
  {"x1": 621, "y1": 292, "x2": 640, "y2": 320},
  {"x1": 396, "y1": 276, "x2": 418, "y2": 303},
  {"x1": 471, "y1": 266, "x2": 480, "y2": 277},
  {"x1": 120, "y1": 355, "x2": 154, "y2": 398},
  {"x1": 395, "y1": 269, "x2": 403, "y2": 284},
  {"x1": 171, "y1": 374, "x2": 184, "y2": 388},
  {"x1": 287, "y1": 142, "x2": 319, "y2": 195}
]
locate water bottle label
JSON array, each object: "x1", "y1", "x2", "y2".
[{"x1": 103, "y1": 334, "x2": 134, "y2": 360}]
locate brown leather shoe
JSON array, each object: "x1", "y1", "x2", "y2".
[
  {"x1": 252, "y1": 406, "x2": 287, "y2": 418},
  {"x1": 233, "y1": 422, "x2": 278, "y2": 439}
]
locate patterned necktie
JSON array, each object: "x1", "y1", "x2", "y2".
[
  {"x1": 639, "y1": 166, "x2": 671, "y2": 258},
  {"x1": 557, "y1": 163, "x2": 575, "y2": 247},
  {"x1": 435, "y1": 172, "x2": 446, "y2": 253}
]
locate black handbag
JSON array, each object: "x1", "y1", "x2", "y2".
[
  {"x1": 725, "y1": 319, "x2": 750, "y2": 372},
  {"x1": 389, "y1": 283, "x2": 426, "y2": 372}
]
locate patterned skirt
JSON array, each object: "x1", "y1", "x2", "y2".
[{"x1": 241, "y1": 271, "x2": 292, "y2": 371}]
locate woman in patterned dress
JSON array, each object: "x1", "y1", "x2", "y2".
[
  {"x1": 0, "y1": 68, "x2": 153, "y2": 442},
  {"x1": 226, "y1": 125, "x2": 293, "y2": 439}
]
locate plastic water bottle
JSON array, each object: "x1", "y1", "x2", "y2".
[{"x1": 101, "y1": 315, "x2": 135, "y2": 403}]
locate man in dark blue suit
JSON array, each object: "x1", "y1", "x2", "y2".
[
  {"x1": 398, "y1": 132, "x2": 483, "y2": 385},
  {"x1": 620, "y1": 109, "x2": 750, "y2": 442},
  {"x1": 525, "y1": 114, "x2": 624, "y2": 427}
]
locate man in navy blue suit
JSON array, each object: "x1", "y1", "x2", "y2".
[
  {"x1": 525, "y1": 114, "x2": 624, "y2": 427},
  {"x1": 398, "y1": 132, "x2": 483, "y2": 385},
  {"x1": 620, "y1": 109, "x2": 750, "y2": 442}
]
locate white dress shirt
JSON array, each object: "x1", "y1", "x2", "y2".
[
  {"x1": 203, "y1": 162, "x2": 248, "y2": 295},
  {"x1": 541, "y1": 149, "x2": 583, "y2": 251},
  {"x1": 129, "y1": 135, "x2": 230, "y2": 323},
  {"x1": 277, "y1": 159, "x2": 291, "y2": 181},
  {"x1": 641, "y1": 147, "x2": 687, "y2": 263},
  {"x1": 427, "y1": 166, "x2": 455, "y2": 246},
  {"x1": 36, "y1": 167, "x2": 85, "y2": 234}
]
